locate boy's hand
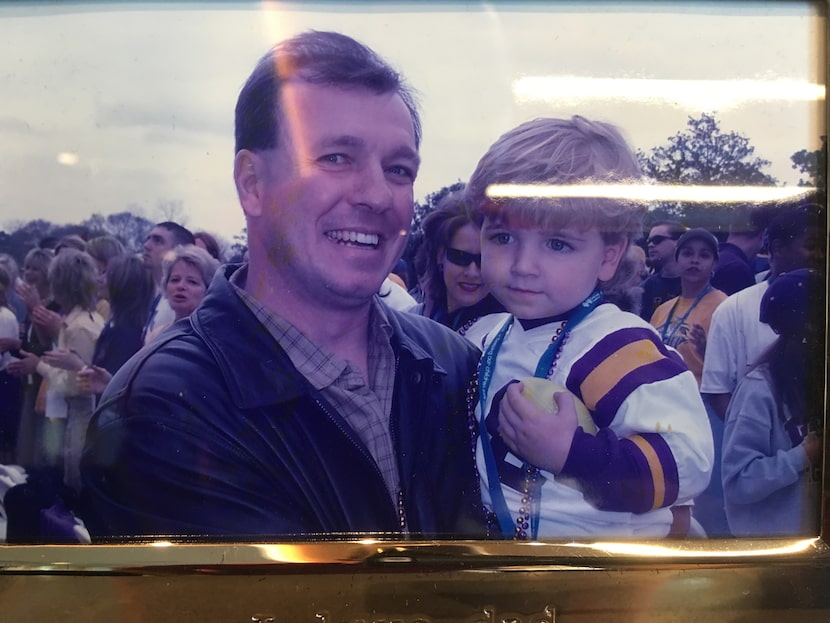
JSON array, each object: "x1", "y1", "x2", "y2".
[{"x1": 498, "y1": 381, "x2": 577, "y2": 474}]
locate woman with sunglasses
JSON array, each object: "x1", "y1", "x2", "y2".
[{"x1": 411, "y1": 189, "x2": 505, "y2": 344}]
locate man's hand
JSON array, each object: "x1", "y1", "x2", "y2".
[
  {"x1": 42, "y1": 348, "x2": 85, "y2": 371},
  {"x1": 497, "y1": 381, "x2": 577, "y2": 474},
  {"x1": 6, "y1": 349, "x2": 39, "y2": 377}
]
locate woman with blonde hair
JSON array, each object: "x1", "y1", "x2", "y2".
[
  {"x1": 18, "y1": 249, "x2": 104, "y2": 491},
  {"x1": 144, "y1": 244, "x2": 219, "y2": 343},
  {"x1": 7, "y1": 247, "x2": 56, "y2": 467}
]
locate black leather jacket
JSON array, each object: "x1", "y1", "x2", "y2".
[{"x1": 81, "y1": 265, "x2": 486, "y2": 540}]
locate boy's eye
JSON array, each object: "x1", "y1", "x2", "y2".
[
  {"x1": 546, "y1": 239, "x2": 571, "y2": 252},
  {"x1": 488, "y1": 232, "x2": 512, "y2": 245}
]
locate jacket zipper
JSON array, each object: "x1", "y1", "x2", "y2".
[
  {"x1": 312, "y1": 396, "x2": 401, "y2": 529},
  {"x1": 389, "y1": 353, "x2": 408, "y2": 532}
]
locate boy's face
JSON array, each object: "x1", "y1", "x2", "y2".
[{"x1": 480, "y1": 213, "x2": 625, "y2": 319}]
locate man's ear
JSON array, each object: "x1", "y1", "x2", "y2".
[
  {"x1": 598, "y1": 239, "x2": 628, "y2": 282},
  {"x1": 234, "y1": 149, "x2": 266, "y2": 218}
]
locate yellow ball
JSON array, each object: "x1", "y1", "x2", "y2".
[{"x1": 519, "y1": 377, "x2": 597, "y2": 435}]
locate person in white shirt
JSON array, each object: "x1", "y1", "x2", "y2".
[{"x1": 701, "y1": 200, "x2": 824, "y2": 420}]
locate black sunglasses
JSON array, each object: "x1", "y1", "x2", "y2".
[
  {"x1": 445, "y1": 247, "x2": 482, "y2": 268},
  {"x1": 647, "y1": 234, "x2": 677, "y2": 246}
]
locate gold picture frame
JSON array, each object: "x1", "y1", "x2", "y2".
[{"x1": 0, "y1": 1, "x2": 827, "y2": 620}]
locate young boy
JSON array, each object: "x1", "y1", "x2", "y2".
[{"x1": 467, "y1": 116, "x2": 714, "y2": 539}]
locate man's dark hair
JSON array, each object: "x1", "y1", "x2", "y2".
[
  {"x1": 650, "y1": 220, "x2": 686, "y2": 240},
  {"x1": 234, "y1": 30, "x2": 421, "y2": 154},
  {"x1": 156, "y1": 221, "x2": 195, "y2": 247}
]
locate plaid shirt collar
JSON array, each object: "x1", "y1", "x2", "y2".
[{"x1": 228, "y1": 265, "x2": 394, "y2": 390}]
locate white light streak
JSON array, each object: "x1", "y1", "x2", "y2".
[
  {"x1": 486, "y1": 184, "x2": 817, "y2": 204},
  {"x1": 513, "y1": 77, "x2": 825, "y2": 110}
]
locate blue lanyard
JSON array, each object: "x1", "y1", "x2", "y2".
[
  {"x1": 478, "y1": 290, "x2": 602, "y2": 539},
  {"x1": 659, "y1": 285, "x2": 712, "y2": 344}
]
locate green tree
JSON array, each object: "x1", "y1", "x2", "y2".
[
  {"x1": 637, "y1": 113, "x2": 777, "y2": 232},
  {"x1": 227, "y1": 227, "x2": 248, "y2": 263},
  {"x1": 411, "y1": 181, "x2": 465, "y2": 238},
  {"x1": 790, "y1": 136, "x2": 826, "y2": 189},
  {"x1": 81, "y1": 210, "x2": 154, "y2": 253}
]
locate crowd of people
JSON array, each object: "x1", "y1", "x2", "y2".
[
  {"x1": 0, "y1": 225, "x2": 223, "y2": 540},
  {"x1": 0, "y1": 30, "x2": 824, "y2": 542}
]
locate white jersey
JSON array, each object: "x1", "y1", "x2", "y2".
[
  {"x1": 700, "y1": 281, "x2": 776, "y2": 395},
  {"x1": 462, "y1": 312, "x2": 510, "y2": 350},
  {"x1": 476, "y1": 303, "x2": 713, "y2": 538}
]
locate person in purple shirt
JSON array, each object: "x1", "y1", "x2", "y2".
[{"x1": 711, "y1": 204, "x2": 778, "y2": 295}]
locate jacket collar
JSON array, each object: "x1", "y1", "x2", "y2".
[{"x1": 189, "y1": 265, "x2": 444, "y2": 409}]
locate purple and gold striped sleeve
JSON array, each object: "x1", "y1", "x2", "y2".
[{"x1": 560, "y1": 328, "x2": 689, "y2": 513}]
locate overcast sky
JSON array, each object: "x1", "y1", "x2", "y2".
[{"x1": 0, "y1": 1, "x2": 824, "y2": 241}]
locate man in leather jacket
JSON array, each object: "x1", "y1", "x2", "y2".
[{"x1": 80, "y1": 31, "x2": 486, "y2": 539}]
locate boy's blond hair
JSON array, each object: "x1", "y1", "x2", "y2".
[{"x1": 467, "y1": 116, "x2": 646, "y2": 249}]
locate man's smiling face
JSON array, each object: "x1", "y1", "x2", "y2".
[{"x1": 250, "y1": 81, "x2": 419, "y2": 308}]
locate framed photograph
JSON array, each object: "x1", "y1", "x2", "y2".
[{"x1": 0, "y1": 1, "x2": 827, "y2": 621}]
